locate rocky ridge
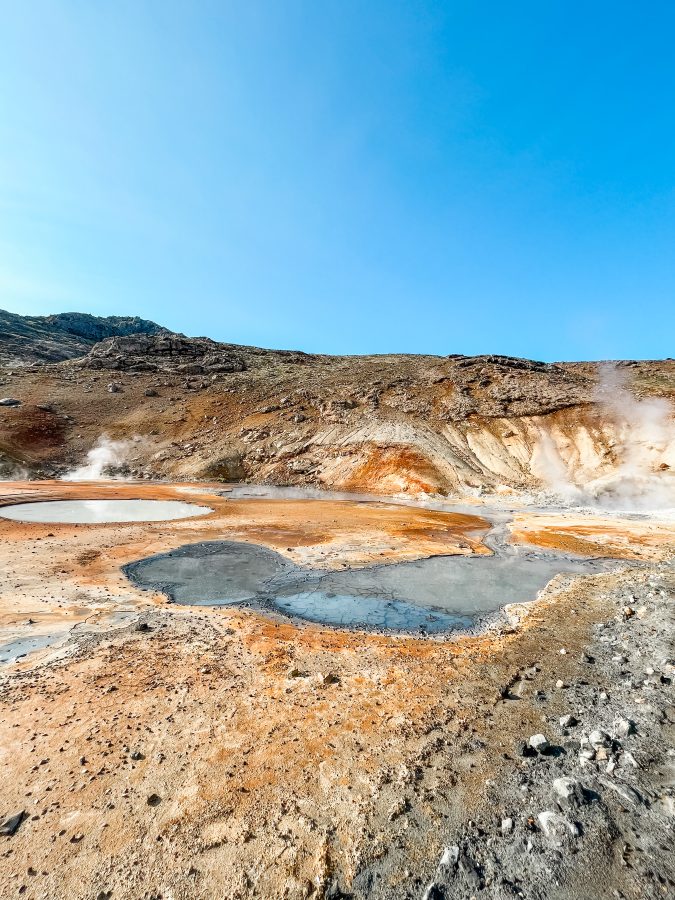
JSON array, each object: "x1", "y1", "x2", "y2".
[{"x1": 0, "y1": 308, "x2": 166, "y2": 365}]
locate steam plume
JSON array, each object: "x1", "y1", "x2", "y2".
[
  {"x1": 62, "y1": 435, "x2": 140, "y2": 481},
  {"x1": 532, "y1": 365, "x2": 675, "y2": 510}
]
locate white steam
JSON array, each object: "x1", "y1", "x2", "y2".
[
  {"x1": 63, "y1": 435, "x2": 140, "y2": 481},
  {"x1": 532, "y1": 365, "x2": 675, "y2": 511}
]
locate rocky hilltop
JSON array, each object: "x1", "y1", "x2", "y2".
[
  {"x1": 0, "y1": 310, "x2": 673, "y2": 496},
  {"x1": 0, "y1": 308, "x2": 166, "y2": 365}
]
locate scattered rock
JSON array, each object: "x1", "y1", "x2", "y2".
[
  {"x1": 422, "y1": 884, "x2": 446, "y2": 900},
  {"x1": 0, "y1": 810, "x2": 25, "y2": 836},
  {"x1": 552, "y1": 777, "x2": 587, "y2": 806},
  {"x1": 528, "y1": 733, "x2": 550, "y2": 753},
  {"x1": 560, "y1": 714, "x2": 578, "y2": 728},
  {"x1": 614, "y1": 718, "x2": 636, "y2": 738},
  {"x1": 438, "y1": 845, "x2": 459, "y2": 868},
  {"x1": 0, "y1": 397, "x2": 21, "y2": 406},
  {"x1": 598, "y1": 777, "x2": 643, "y2": 806},
  {"x1": 588, "y1": 729, "x2": 610, "y2": 749},
  {"x1": 537, "y1": 810, "x2": 580, "y2": 842}
]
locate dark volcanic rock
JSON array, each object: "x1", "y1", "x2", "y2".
[
  {"x1": 0, "y1": 308, "x2": 167, "y2": 365},
  {"x1": 80, "y1": 333, "x2": 247, "y2": 374}
]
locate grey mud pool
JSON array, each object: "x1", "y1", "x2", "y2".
[{"x1": 124, "y1": 489, "x2": 621, "y2": 634}]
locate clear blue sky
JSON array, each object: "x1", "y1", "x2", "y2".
[{"x1": 1, "y1": 2, "x2": 673, "y2": 360}]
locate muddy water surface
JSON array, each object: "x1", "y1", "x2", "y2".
[{"x1": 125, "y1": 536, "x2": 618, "y2": 634}]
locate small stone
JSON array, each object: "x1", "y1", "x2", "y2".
[
  {"x1": 552, "y1": 777, "x2": 587, "y2": 806},
  {"x1": 147, "y1": 793, "x2": 161, "y2": 807},
  {"x1": 388, "y1": 797, "x2": 409, "y2": 821},
  {"x1": 623, "y1": 606, "x2": 634, "y2": 619},
  {"x1": 589, "y1": 729, "x2": 610, "y2": 749},
  {"x1": 107, "y1": 383, "x2": 121, "y2": 393},
  {"x1": 70, "y1": 833, "x2": 84, "y2": 843},
  {"x1": 555, "y1": 679, "x2": 567, "y2": 689},
  {"x1": 559, "y1": 714, "x2": 577, "y2": 728},
  {"x1": 144, "y1": 389, "x2": 158, "y2": 397},
  {"x1": 287, "y1": 668, "x2": 308, "y2": 678},
  {"x1": 0, "y1": 811, "x2": 25, "y2": 836},
  {"x1": 501, "y1": 817, "x2": 514, "y2": 835},
  {"x1": 537, "y1": 810, "x2": 579, "y2": 842},
  {"x1": 598, "y1": 777, "x2": 643, "y2": 806},
  {"x1": 130, "y1": 750, "x2": 145, "y2": 761},
  {"x1": 438, "y1": 844, "x2": 459, "y2": 868},
  {"x1": 0, "y1": 397, "x2": 21, "y2": 406},
  {"x1": 615, "y1": 718, "x2": 636, "y2": 738},
  {"x1": 528, "y1": 733, "x2": 550, "y2": 753}
]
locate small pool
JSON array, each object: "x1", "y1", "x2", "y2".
[
  {"x1": 124, "y1": 539, "x2": 616, "y2": 634},
  {"x1": 0, "y1": 499, "x2": 213, "y2": 524}
]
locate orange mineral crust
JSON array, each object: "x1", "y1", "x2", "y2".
[{"x1": 510, "y1": 512, "x2": 675, "y2": 561}]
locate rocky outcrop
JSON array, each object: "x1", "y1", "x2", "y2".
[
  {"x1": 0, "y1": 308, "x2": 166, "y2": 365},
  {"x1": 79, "y1": 333, "x2": 247, "y2": 374}
]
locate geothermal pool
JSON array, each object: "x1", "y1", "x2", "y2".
[
  {"x1": 0, "y1": 498, "x2": 213, "y2": 524},
  {"x1": 124, "y1": 538, "x2": 617, "y2": 634}
]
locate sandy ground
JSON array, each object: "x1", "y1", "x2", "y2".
[{"x1": 0, "y1": 482, "x2": 673, "y2": 899}]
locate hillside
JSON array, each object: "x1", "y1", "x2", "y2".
[
  {"x1": 0, "y1": 314, "x2": 673, "y2": 500},
  {"x1": 0, "y1": 308, "x2": 166, "y2": 365}
]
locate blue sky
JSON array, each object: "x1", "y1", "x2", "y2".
[{"x1": 1, "y1": 2, "x2": 673, "y2": 360}]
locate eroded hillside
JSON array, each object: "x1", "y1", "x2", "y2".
[{"x1": 1, "y1": 330, "x2": 673, "y2": 500}]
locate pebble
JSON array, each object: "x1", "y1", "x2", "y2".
[
  {"x1": 588, "y1": 729, "x2": 610, "y2": 749},
  {"x1": 0, "y1": 811, "x2": 25, "y2": 836},
  {"x1": 501, "y1": 817, "x2": 514, "y2": 835},
  {"x1": 438, "y1": 845, "x2": 459, "y2": 868},
  {"x1": 552, "y1": 777, "x2": 586, "y2": 805},
  {"x1": 615, "y1": 718, "x2": 636, "y2": 738},
  {"x1": 560, "y1": 714, "x2": 577, "y2": 728},
  {"x1": 528, "y1": 733, "x2": 550, "y2": 753},
  {"x1": 537, "y1": 811, "x2": 580, "y2": 842}
]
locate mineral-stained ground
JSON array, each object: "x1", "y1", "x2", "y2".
[{"x1": 0, "y1": 314, "x2": 673, "y2": 899}]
